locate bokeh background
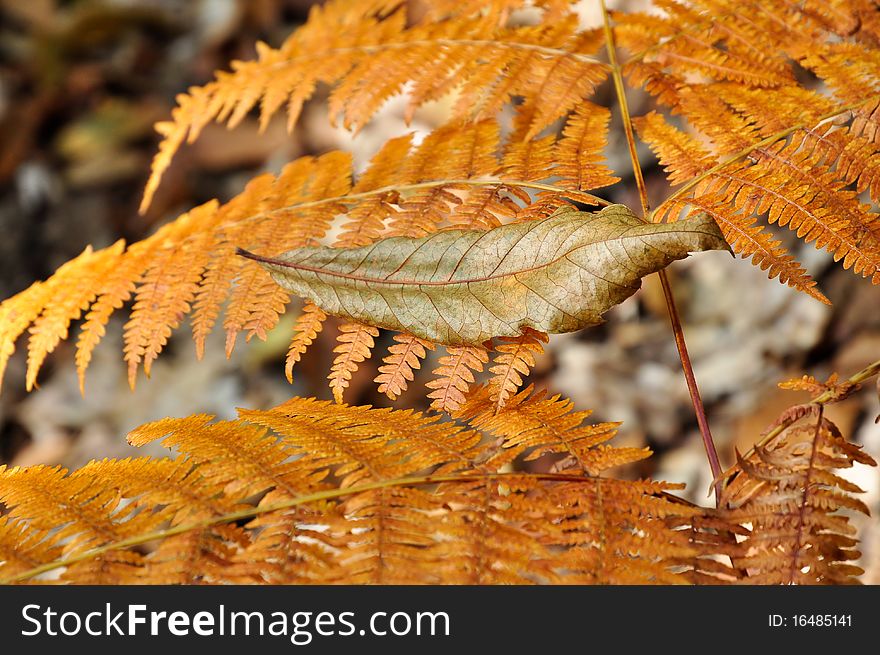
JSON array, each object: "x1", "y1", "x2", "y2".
[{"x1": 1, "y1": 0, "x2": 879, "y2": 580}]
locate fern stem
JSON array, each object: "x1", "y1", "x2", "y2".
[
  {"x1": 290, "y1": 39, "x2": 605, "y2": 66},
  {"x1": 266, "y1": 178, "x2": 610, "y2": 215},
  {"x1": 601, "y1": 0, "x2": 723, "y2": 499},
  {"x1": 0, "y1": 471, "x2": 594, "y2": 585},
  {"x1": 659, "y1": 271, "x2": 722, "y2": 497},
  {"x1": 651, "y1": 99, "x2": 871, "y2": 221},
  {"x1": 787, "y1": 405, "x2": 823, "y2": 583},
  {"x1": 599, "y1": 2, "x2": 650, "y2": 214},
  {"x1": 180, "y1": 178, "x2": 609, "y2": 248}
]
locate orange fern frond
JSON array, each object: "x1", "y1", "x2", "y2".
[
  {"x1": 457, "y1": 384, "x2": 642, "y2": 474},
  {"x1": 488, "y1": 328, "x2": 548, "y2": 412},
  {"x1": 74, "y1": 234, "x2": 167, "y2": 393},
  {"x1": 328, "y1": 323, "x2": 380, "y2": 403},
  {"x1": 777, "y1": 373, "x2": 859, "y2": 401},
  {"x1": 616, "y1": 0, "x2": 800, "y2": 100},
  {"x1": 124, "y1": 201, "x2": 219, "y2": 388},
  {"x1": 0, "y1": 464, "x2": 159, "y2": 553},
  {"x1": 386, "y1": 121, "x2": 500, "y2": 237},
  {"x1": 639, "y1": 107, "x2": 880, "y2": 298},
  {"x1": 335, "y1": 134, "x2": 414, "y2": 247},
  {"x1": 129, "y1": 415, "x2": 322, "y2": 501},
  {"x1": 0, "y1": 282, "x2": 52, "y2": 394},
  {"x1": 632, "y1": 111, "x2": 714, "y2": 185},
  {"x1": 2, "y1": 123, "x2": 614, "y2": 392},
  {"x1": 285, "y1": 302, "x2": 327, "y2": 383},
  {"x1": 24, "y1": 242, "x2": 123, "y2": 391},
  {"x1": 1, "y1": 392, "x2": 720, "y2": 584},
  {"x1": 222, "y1": 153, "x2": 350, "y2": 357},
  {"x1": 0, "y1": 515, "x2": 62, "y2": 582},
  {"x1": 447, "y1": 185, "x2": 518, "y2": 230},
  {"x1": 618, "y1": 1, "x2": 880, "y2": 296},
  {"x1": 425, "y1": 345, "x2": 489, "y2": 413},
  {"x1": 239, "y1": 397, "x2": 483, "y2": 487},
  {"x1": 139, "y1": 0, "x2": 609, "y2": 211},
  {"x1": 719, "y1": 405, "x2": 876, "y2": 584},
  {"x1": 375, "y1": 333, "x2": 435, "y2": 400},
  {"x1": 667, "y1": 197, "x2": 828, "y2": 303},
  {"x1": 190, "y1": 173, "x2": 276, "y2": 359},
  {"x1": 553, "y1": 103, "x2": 620, "y2": 191}
]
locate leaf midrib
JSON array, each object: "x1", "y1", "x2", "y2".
[{"x1": 246, "y1": 226, "x2": 716, "y2": 287}]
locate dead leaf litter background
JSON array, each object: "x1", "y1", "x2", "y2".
[{"x1": 0, "y1": 0, "x2": 878, "y2": 581}]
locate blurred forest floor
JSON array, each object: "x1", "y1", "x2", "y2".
[{"x1": 0, "y1": 0, "x2": 879, "y2": 581}]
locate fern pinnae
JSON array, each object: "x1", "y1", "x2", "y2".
[
  {"x1": 666, "y1": 196, "x2": 828, "y2": 303},
  {"x1": 222, "y1": 154, "x2": 348, "y2": 356},
  {"x1": 488, "y1": 328, "x2": 548, "y2": 412},
  {"x1": 285, "y1": 302, "x2": 327, "y2": 383},
  {"x1": 2, "y1": 141, "x2": 618, "y2": 392},
  {"x1": 426, "y1": 345, "x2": 490, "y2": 413},
  {"x1": 191, "y1": 174, "x2": 277, "y2": 360},
  {"x1": 375, "y1": 333, "x2": 434, "y2": 400},
  {"x1": 139, "y1": 0, "x2": 609, "y2": 211},
  {"x1": 328, "y1": 322, "x2": 380, "y2": 404},
  {"x1": 124, "y1": 201, "x2": 219, "y2": 387},
  {"x1": 719, "y1": 405, "x2": 876, "y2": 584},
  {"x1": 24, "y1": 243, "x2": 121, "y2": 392},
  {"x1": 6, "y1": 0, "x2": 880, "y2": 586},
  {"x1": 554, "y1": 102, "x2": 620, "y2": 192}
]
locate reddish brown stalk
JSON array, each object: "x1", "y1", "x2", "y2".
[
  {"x1": 600, "y1": 0, "x2": 722, "y2": 501},
  {"x1": 659, "y1": 271, "x2": 723, "y2": 498}
]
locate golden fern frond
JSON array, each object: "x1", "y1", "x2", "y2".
[
  {"x1": 637, "y1": 106, "x2": 880, "y2": 300},
  {"x1": 447, "y1": 185, "x2": 519, "y2": 230},
  {"x1": 632, "y1": 110, "x2": 714, "y2": 186},
  {"x1": 616, "y1": 0, "x2": 796, "y2": 91},
  {"x1": 666, "y1": 197, "x2": 826, "y2": 302},
  {"x1": 618, "y1": 1, "x2": 880, "y2": 299},
  {"x1": 385, "y1": 121, "x2": 500, "y2": 237},
  {"x1": 222, "y1": 153, "x2": 349, "y2": 357},
  {"x1": 425, "y1": 345, "x2": 490, "y2": 413},
  {"x1": 190, "y1": 173, "x2": 276, "y2": 360},
  {"x1": 457, "y1": 384, "x2": 644, "y2": 474},
  {"x1": 128, "y1": 414, "x2": 317, "y2": 500},
  {"x1": 687, "y1": 134, "x2": 879, "y2": 282},
  {"x1": 328, "y1": 323, "x2": 380, "y2": 404},
  {"x1": 554, "y1": 103, "x2": 620, "y2": 191},
  {"x1": 487, "y1": 328, "x2": 548, "y2": 412},
  {"x1": 0, "y1": 394, "x2": 716, "y2": 584},
  {"x1": 335, "y1": 134, "x2": 413, "y2": 247},
  {"x1": 74, "y1": 229, "x2": 177, "y2": 392},
  {"x1": 0, "y1": 515, "x2": 62, "y2": 583},
  {"x1": 375, "y1": 334, "x2": 435, "y2": 400},
  {"x1": 421, "y1": 0, "x2": 579, "y2": 26},
  {"x1": 0, "y1": 283, "x2": 53, "y2": 395},
  {"x1": 544, "y1": 477, "x2": 707, "y2": 584},
  {"x1": 0, "y1": 463, "x2": 162, "y2": 553},
  {"x1": 632, "y1": 107, "x2": 808, "y2": 294},
  {"x1": 124, "y1": 201, "x2": 219, "y2": 388},
  {"x1": 1, "y1": 104, "x2": 614, "y2": 394},
  {"x1": 25, "y1": 242, "x2": 123, "y2": 391},
  {"x1": 719, "y1": 404, "x2": 876, "y2": 584},
  {"x1": 285, "y1": 302, "x2": 327, "y2": 383},
  {"x1": 140, "y1": 0, "x2": 608, "y2": 211}
]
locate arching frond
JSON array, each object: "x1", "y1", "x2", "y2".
[{"x1": 0, "y1": 393, "x2": 715, "y2": 585}]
